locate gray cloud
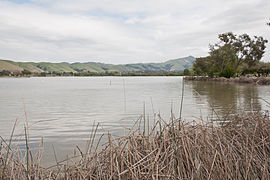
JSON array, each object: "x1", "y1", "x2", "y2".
[{"x1": 0, "y1": 0, "x2": 269, "y2": 63}]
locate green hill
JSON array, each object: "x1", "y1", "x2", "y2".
[
  {"x1": 10, "y1": 62, "x2": 44, "y2": 73},
  {"x1": 34, "y1": 62, "x2": 76, "y2": 73},
  {"x1": 0, "y1": 56, "x2": 195, "y2": 73}
]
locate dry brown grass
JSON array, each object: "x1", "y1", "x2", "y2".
[{"x1": 1, "y1": 112, "x2": 270, "y2": 179}]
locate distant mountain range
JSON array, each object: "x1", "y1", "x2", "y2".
[{"x1": 0, "y1": 56, "x2": 195, "y2": 73}]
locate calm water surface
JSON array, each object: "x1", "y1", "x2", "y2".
[{"x1": 0, "y1": 77, "x2": 269, "y2": 166}]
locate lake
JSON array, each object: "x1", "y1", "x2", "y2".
[{"x1": 0, "y1": 76, "x2": 269, "y2": 166}]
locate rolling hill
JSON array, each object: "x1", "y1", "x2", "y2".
[
  {"x1": 0, "y1": 56, "x2": 195, "y2": 73},
  {"x1": 0, "y1": 60, "x2": 23, "y2": 72}
]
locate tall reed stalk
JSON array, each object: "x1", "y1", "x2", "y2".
[
  {"x1": 179, "y1": 78, "x2": 185, "y2": 127},
  {"x1": 1, "y1": 119, "x2": 17, "y2": 180},
  {"x1": 24, "y1": 126, "x2": 30, "y2": 180}
]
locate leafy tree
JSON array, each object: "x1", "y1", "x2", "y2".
[
  {"x1": 208, "y1": 44, "x2": 237, "y2": 77},
  {"x1": 40, "y1": 72, "x2": 46, "y2": 77},
  {"x1": 193, "y1": 57, "x2": 212, "y2": 76},
  {"x1": 193, "y1": 32, "x2": 268, "y2": 78},
  {"x1": 241, "y1": 61, "x2": 270, "y2": 77},
  {"x1": 183, "y1": 68, "x2": 191, "y2": 76},
  {"x1": 209, "y1": 44, "x2": 236, "y2": 72},
  {"x1": 214, "y1": 32, "x2": 268, "y2": 74}
]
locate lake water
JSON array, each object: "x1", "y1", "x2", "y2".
[{"x1": 0, "y1": 77, "x2": 270, "y2": 166}]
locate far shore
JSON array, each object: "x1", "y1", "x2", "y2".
[{"x1": 184, "y1": 76, "x2": 270, "y2": 85}]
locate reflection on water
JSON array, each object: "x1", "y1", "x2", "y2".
[
  {"x1": 188, "y1": 81, "x2": 263, "y2": 119},
  {"x1": 0, "y1": 77, "x2": 269, "y2": 166}
]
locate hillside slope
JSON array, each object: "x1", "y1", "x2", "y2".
[
  {"x1": 0, "y1": 56, "x2": 195, "y2": 73},
  {"x1": 0, "y1": 60, "x2": 23, "y2": 72}
]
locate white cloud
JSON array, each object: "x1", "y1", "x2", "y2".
[{"x1": 0, "y1": 0, "x2": 269, "y2": 63}]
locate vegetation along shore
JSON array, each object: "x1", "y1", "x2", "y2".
[
  {"x1": 184, "y1": 76, "x2": 270, "y2": 85},
  {"x1": 192, "y1": 32, "x2": 269, "y2": 79}
]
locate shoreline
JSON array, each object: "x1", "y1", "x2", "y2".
[{"x1": 184, "y1": 76, "x2": 270, "y2": 85}]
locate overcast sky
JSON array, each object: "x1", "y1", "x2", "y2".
[{"x1": 0, "y1": 0, "x2": 269, "y2": 63}]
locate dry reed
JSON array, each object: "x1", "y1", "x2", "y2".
[{"x1": 1, "y1": 112, "x2": 270, "y2": 179}]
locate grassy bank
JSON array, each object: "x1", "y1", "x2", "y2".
[
  {"x1": 184, "y1": 76, "x2": 270, "y2": 85},
  {"x1": 1, "y1": 112, "x2": 270, "y2": 179}
]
